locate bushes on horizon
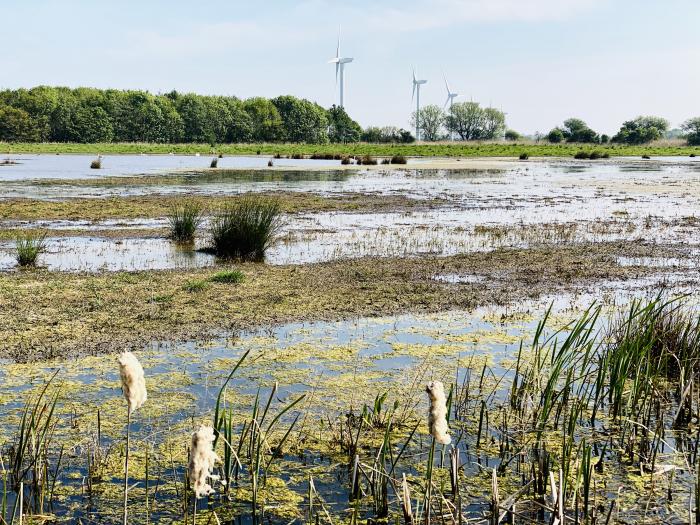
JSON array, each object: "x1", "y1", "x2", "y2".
[
  {"x1": 547, "y1": 128, "x2": 564, "y2": 143},
  {"x1": 444, "y1": 102, "x2": 505, "y2": 140},
  {"x1": 682, "y1": 117, "x2": 700, "y2": 146},
  {"x1": 548, "y1": 118, "x2": 598, "y2": 144},
  {"x1": 612, "y1": 116, "x2": 669, "y2": 145},
  {"x1": 505, "y1": 129, "x2": 521, "y2": 141},
  {"x1": 361, "y1": 126, "x2": 414, "y2": 143}
]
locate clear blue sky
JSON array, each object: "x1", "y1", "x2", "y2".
[{"x1": 3, "y1": 0, "x2": 699, "y2": 135}]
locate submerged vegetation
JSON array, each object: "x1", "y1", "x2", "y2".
[
  {"x1": 2, "y1": 297, "x2": 700, "y2": 523},
  {"x1": 209, "y1": 197, "x2": 283, "y2": 260}
]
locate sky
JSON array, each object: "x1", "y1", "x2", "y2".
[{"x1": 2, "y1": 0, "x2": 700, "y2": 135}]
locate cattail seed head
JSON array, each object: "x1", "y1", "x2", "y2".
[
  {"x1": 426, "y1": 381, "x2": 451, "y2": 445},
  {"x1": 189, "y1": 425, "x2": 220, "y2": 498},
  {"x1": 118, "y1": 351, "x2": 147, "y2": 413}
]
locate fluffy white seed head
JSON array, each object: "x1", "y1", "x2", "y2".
[
  {"x1": 118, "y1": 351, "x2": 147, "y2": 413},
  {"x1": 426, "y1": 381, "x2": 451, "y2": 445},
  {"x1": 189, "y1": 425, "x2": 220, "y2": 498}
]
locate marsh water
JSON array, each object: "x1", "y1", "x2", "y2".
[
  {"x1": 1, "y1": 156, "x2": 700, "y2": 271},
  {"x1": 2, "y1": 155, "x2": 700, "y2": 523}
]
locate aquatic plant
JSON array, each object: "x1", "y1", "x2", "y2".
[
  {"x1": 208, "y1": 269, "x2": 245, "y2": 284},
  {"x1": 15, "y1": 231, "x2": 46, "y2": 267},
  {"x1": 118, "y1": 351, "x2": 146, "y2": 525},
  {"x1": 167, "y1": 201, "x2": 203, "y2": 242},
  {"x1": 188, "y1": 425, "x2": 219, "y2": 499},
  {"x1": 426, "y1": 381, "x2": 451, "y2": 445},
  {"x1": 209, "y1": 197, "x2": 283, "y2": 261}
]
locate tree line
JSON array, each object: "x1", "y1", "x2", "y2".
[
  {"x1": 543, "y1": 116, "x2": 700, "y2": 146},
  {"x1": 0, "y1": 86, "x2": 379, "y2": 144},
  {"x1": 411, "y1": 103, "x2": 506, "y2": 141}
]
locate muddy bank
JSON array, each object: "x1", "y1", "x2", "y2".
[{"x1": 0, "y1": 240, "x2": 689, "y2": 362}]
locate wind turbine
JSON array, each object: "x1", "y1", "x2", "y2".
[
  {"x1": 412, "y1": 69, "x2": 428, "y2": 141},
  {"x1": 443, "y1": 74, "x2": 459, "y2": 141},
  {"x1": 328, "y1": 28, "x2": 353, "y2": 108}
]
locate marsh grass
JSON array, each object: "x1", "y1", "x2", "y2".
[
  {"x1": 208, "y1": 270, "x2": 244, "y2": 284},
  {"x1": 15, "y1": 231, "x2": 46, "y2": 267},
  {"x1": 209, "y1": 197, "x2": 283, "y2": 261},
  {"x1": 168, "y1": 201, "x2": 203, "y2": 243}
]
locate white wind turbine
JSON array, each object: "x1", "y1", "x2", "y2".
[
  {"x1": 443, "y1": 74, "x2": 459, "y2": 140},
  {"x1": 328, "y1": 28, "x2": 353, "y2": 108},
  {"x1": 412, "y1": 69, "x2": 428, "y2": 141}
]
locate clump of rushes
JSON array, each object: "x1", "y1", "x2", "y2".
[
  {"x1": 168, "y1": 201, "x2": 203, "y2": 243},
  {"x1": 208, "y1": 269, "x2": 245, "y2": 284},
  {"x1": 118, "y1": 351, "x2": 147, "y2": 525},
  {"x1": 209, "y1": 197, "x2": 283, "y2": 261},
  {"x1": 210, "y1": 157, "x2": 218, "y2": 168},
  {"x1": 359, "y1": 155, "x2": 378, "y2": 165},
  {"x1": 90, "y1": 155, "x2": 102, "y2": 169},
  {"x1": 574, "y1": 150, "x2": 590, "y2": 159},
  {"x1": 390, "y1": 155, "x2": 408, "y2": 164},
  {"x1": 519, "y1": 152, "x2": 529, "y2": 160},
  {"x1": 15, "y1": 231, "x2": 47, "y2": 267},
  {"x1": 340, "y1": 156, "x2": 351, "y2": 165},
  {"x1": 426, "y1": 381, "x2": 451, "y2": 445}
]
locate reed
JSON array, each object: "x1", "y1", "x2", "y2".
[{"x1": 168, "y1": 201, "x2": 203, "y2": 243}]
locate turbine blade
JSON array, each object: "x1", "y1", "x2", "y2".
[
  {"x1": 413, "y1": 69, "x2": 416, "y2": 83},
  {"x1": 412, "y1": 81, "x2": 416, "y2": 102},
  {"x1": 444, "y1": 74, "x2": 450, "y2": 95}
]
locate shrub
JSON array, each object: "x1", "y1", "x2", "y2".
[
  {"x1": 390, "y1": 155, "x2": 408, "y2": 165},
  {"x1": 15, "y1": 231, "x2": 46, "y2": 267},
  {"x1": 210, "y1": 157, "x2": 218, "y2": 168},
  {"x1": 209, "y1": 197, "x2": 283, "y2": 261},
  {"x1": 519, "y1": 152, "x2": 529, "y2": 160},
  {"x1": 505, "y1": 129, "x2": 521, "y2": 141},
  {"x1": 90, "y1": 156, "x2": 102, "y2": 169},
  {"x1": 168, "y1": 201, "x2": 203, "y2": 242},
  {"x1": 574, "y1": 151, "x2": 590, "y2": 159},
  {"x1": 208, "y1": 270, "x2": 245, "y2": 284},
  {"x1": 547, "y1": 128, "x2": 565, "y2": 143}
]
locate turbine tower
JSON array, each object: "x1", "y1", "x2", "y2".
[
  {"x1": 412, "y1": 70, "x2": 428, "y2": 141},
  {"x1": 443, "y1": 74, "x2": 459, "y2": 141},
  {"x1": 329, "y1": 28, "x2": 353, "y2": 108}
]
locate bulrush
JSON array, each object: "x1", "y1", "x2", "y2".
[
  {"x1": 189, "y1": 425, "x2": 220, "y2": 498},
  {"x1": 118, "y1": 351, "x2": 147, "y2": 413},
  {"x1": 118, "y1": 350, "x2": 146, "y2": 525},
  {"x1": 426, "y1": 381, "x2": 451, "y2": 445}
]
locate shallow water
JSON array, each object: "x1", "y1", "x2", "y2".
[{"x1": 0, "y1": 154, "x2": 343, "y2": 182}]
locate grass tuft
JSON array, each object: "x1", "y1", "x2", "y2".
[
  {"x1": 519, "y1": 152, "x2": 529, "y2": 160},
  {"x1": 183, "y1": 279, "x2": 209, "y2": 292},
  {"x1": 168, "y1": 201, "x2": 203, "y2": 242},
  {"x1": 390, "y1": 155, "x2": 408, "y2": 164},
  {"x1": 209, "y1": 197, "x2": 283, "y2": 261},
  {"x1": 15, "y1": 231, "x2": 47, "y2": 267},
  {"x1": 208, "y1": 270, "x2": 245, "y2": 284}
]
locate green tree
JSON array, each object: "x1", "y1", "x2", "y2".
[
  {"x1": 682, "y1": 117, "x2": 700, "y2": 146},
  {"x1": 445, "y1": 102, "x2": 484, "y2": 140},
  {"x1": 327, "y1": 105, "x2": 362, "y2": 143},
  {"x1": 0, "y1": 105, "x2": 40, "y2": 141},
  {"x1": 70, "y1": 106, "x2": 113, "y2": 143},
  {"x1": 505, "y1": 129, "x2": 521, "y2": 141},
  {"x1": 410, "y1": 104, "x2": 445, "y2": 141},
  {"x1": 561, "y1": 118, "x2": 598, "y2": 143},
  {"x1": 613, "y1": 116, "x2": 669, "y2": 144},
  {"x1": 547, "y1": 128, "x2": 565, "y2": 143},
  {"x1": 272, "y1": 96, "x2": 329, "y2": 143},
  {"x1": 243, "y1": 97, "x2": 283, "y2": 142},
  {"x1": 482, "y1": 107, "x2": 506, "y2": 140}
]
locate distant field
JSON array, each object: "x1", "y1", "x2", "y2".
[{"x1": 2, "y1": 141, "x2": 700, "y2": 157}]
